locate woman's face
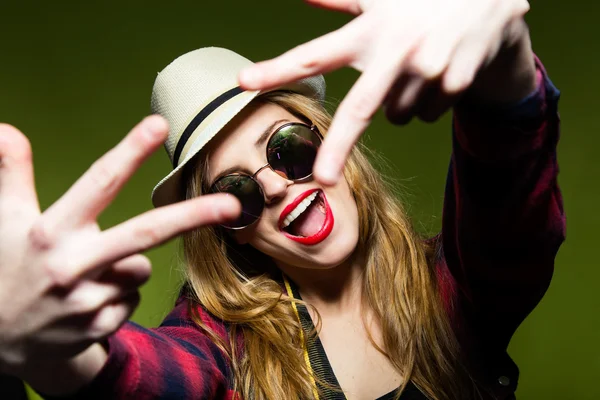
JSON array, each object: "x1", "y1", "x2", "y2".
[{"x1": 205, "y1": 102, "x2": 360, "y2": 270}]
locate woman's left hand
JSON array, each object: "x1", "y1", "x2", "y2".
[{"x1": 239, "y1": 0, "x2": 534, "y2": 185}]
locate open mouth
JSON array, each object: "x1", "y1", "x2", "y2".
[{"x1": 279, "y1": 189, "x2": 334, "y2": 245}]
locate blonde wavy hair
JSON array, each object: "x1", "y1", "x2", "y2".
[{"x1": 181, "y1": 91, "x2": 473, "y2": 399}]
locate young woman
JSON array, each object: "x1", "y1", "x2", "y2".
[{"x1": 0, "y1": 0, "x2": 564, "y2": 399}]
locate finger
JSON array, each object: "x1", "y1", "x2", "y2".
[
  {"x1": 40, "y1": 291, "x2": 139, "y2": 354},
  {"x1": 70, "y1": 194, "x2": 240, "y2": 279},
  {"x1": 96, "y1": 254, "x2": 152, "y2": 287},
  {"x1": 442, "y1": 1, "x2": 519, "y2": 94},
  {"x1": 442, "y1": 33, "x2": 497, "y2": 95},
  {"x1": 416, "y1": 89, "x2": 458, "y2": 123},
  {"x1": 383, "y1": 74, "x2": 427, "y2": 125},
  {"x1": 239, "y1": 20, "x2": 362, "y2": 91},
  {"x1": 408, "y1": 16, "x2": 464, "y2": 83},
  {"x1": 304, "y1": 0, "x2": 363, "y2": 15},
  {"x1": 86, "y1": 291, "x2": 140, "y2": 340},
  {"x1": 313, "y1": 57, "x2": 402, "y2": 184},
  {"x1": 63, "y1": 279, "x2": 138, "y2": 318},
  {"x1": 44, "y1": 115, "x2": 168, "y2": 229},
  {"x1": 61, "y1": 255, "x2": 151, "y2": 299},
  {"x1": 0, "y1": 124, "x2": 39, "y2": 213}
]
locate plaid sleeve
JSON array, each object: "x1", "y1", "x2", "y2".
[
  {"x1": 439, "y1": 56, "x2": 565, "y2": 349},
  {"x1": 45, "y1": 298, "x2": 236, "y2": 400}
]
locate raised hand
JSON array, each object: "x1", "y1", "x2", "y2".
[
  {"x1": 239, "y1": 0, "x2": 533, "y2": 185},
  {"x1": 0, "y1": 116, "x2": 240, "y2": 379}
]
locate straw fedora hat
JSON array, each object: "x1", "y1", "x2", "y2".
[{"x1": 150, "y1": 47, "x2": 326, "y2": 208}]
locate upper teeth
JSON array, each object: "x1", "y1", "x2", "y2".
[{"x1": 282, "y1": 191, "x2": 319, "y2": 229}]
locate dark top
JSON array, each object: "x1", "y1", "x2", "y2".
[{"x1": 284, "y1": 274, "x2": 426, "y2": 400}]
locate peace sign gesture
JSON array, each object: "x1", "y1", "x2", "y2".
[
  {"x1": 240, "y1": 0, "x2": 533, "y2": 185},
  {"x1": 0, "y1": 116, "x2": 240, "y2": 379}
]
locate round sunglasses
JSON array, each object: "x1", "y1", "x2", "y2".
[{"x1": 209, "y1": 122, "x2": 323, "y2": 229}]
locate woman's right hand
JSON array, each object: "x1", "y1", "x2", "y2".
[{"x1": 0, "y1": 116, "x2": 240, "y2": 381}]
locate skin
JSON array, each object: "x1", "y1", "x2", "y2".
[
  {"x1": 206, "y1": 103, "x2": 360, "y2": 271},
  {"x1": 228, "y1": 0, "x2": 538, "y2": 397},
  {"x1": 208, "y1": 103, "x2": 401, "y2": 399},
  {"x1": 0, "y1": 0, "x2": 536, "y2": 396},
  {"x1": 0, "y1": 117, "x2": 241, "y2": 394},
  {"x1": 240, "y1": 0, "x2": 536, "y2": 186}
]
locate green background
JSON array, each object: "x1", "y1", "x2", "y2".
[{"x1": 0, "y1": 1, "x2": 596, "y2": 399}]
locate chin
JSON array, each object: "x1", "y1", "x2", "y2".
[
  {"x1": 285, "y1": 223, "x2": 361, "y2": 270},
  {"x1": 320, "y1": 229, "x2": 360, "y2": 267}
]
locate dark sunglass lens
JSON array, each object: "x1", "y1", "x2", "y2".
[
  {"x1": 267, "y1": 124, "x2": 321, "y2": 180},
  {"x1": 210, "y1": 175, "x2": 264, "y2": 228}
]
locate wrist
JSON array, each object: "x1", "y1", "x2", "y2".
[
  {"x1": 23, "y1": 343, "x2": 108, "y2": 397},
  {"x1": 468, "y1": 18, "x2": 537, "y2": 105}
]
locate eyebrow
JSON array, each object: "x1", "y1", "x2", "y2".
[
  {"x1": 210, "y1": 119, "x2": 291, "y2": 185},
  {"x1": 255, "y1": 119, "x2": 290, "y2": 147}
]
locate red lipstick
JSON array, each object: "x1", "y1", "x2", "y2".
[
  {"x1": 279, "y1": 189, "x2": 334, "y2": 245},
  {"x1": 279, "y1": 188, "x2": 319, "y2": 226}
]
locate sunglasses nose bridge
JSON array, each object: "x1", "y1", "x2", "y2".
[
  {"x1": 252, "y1": 163, "x2": 271, "y2": 179},
  {"x1": 254, "y1": 166, "x2": 293, "y2": 205}
]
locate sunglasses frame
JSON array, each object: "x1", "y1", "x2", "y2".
[{"x1": 210, "y1": 121, "x2": 323, "y2": 230}]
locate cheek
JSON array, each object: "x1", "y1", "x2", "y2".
[
  {"x1": 339, "y1": 194, "x2": 360, "y2": 240},
  {"x1": 337, "y1": 181, "x2": 359, "y2": 223},
  {"x1": 330, "y1": 182, "x2": 361, "y2": 250}
]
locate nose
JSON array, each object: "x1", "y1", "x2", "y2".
[{"x1": 255, "y1": 167, "x2": 292, "y2": 205}]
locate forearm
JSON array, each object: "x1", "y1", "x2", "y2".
[
  {"x1": 445, "y1": 56, "x2": 564, "y2": 336},
  {"x1": 24, "y1": 343, "x2": 107, "y2": 397},
  {"x1": 467, "y1": 18, "x2": 537, "y2": 105}
]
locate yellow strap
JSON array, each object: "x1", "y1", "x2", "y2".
[{"x1": 283, "y1": 275, "x2": 320, "y2": 400}]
